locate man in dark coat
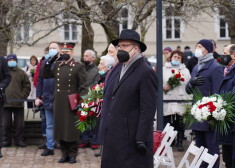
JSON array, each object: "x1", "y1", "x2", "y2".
[
  {"x1": 101, "y1": 29, "x2": 158, "y2": 168},
  {"x1": 43, "y1": 42, "x2": 87, "y2": 164},
  {"x1": 0, "y1": 56, "x2": 11, "y2": 158},
  {"x1": 186, "y1": 39, "x2": 224, "y2": 168},
  {"x1": 218, "y1": 44, "x2": 235, "y2": 168},
  {"x1": 3, "y1": 54, "x2": 31, "y2": 148}
]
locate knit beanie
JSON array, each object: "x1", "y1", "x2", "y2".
[
  {"x1": 197, "y1": 39, "x2": 213, "y2": 53},
  {"x1": 163, "y1": 47, "x2": 172, "y2": 52},
  {"x1": 7, "y1": 53, "x2": 18, "y2": 62}
]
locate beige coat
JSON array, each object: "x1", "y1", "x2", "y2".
[{"x1": 163, "y1": 62, "x2": 191, "y2": 116}]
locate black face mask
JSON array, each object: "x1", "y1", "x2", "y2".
[
  {"x1": 220, "y1": 55, "x2": 232, "y2": 65},
  {"x1": 83, "y1": 61, "x2": 90, "y2": 65},
  {"x1": 117, "y1": 50, "x2": 130, "y2": 62},
  {"x1": 61, "y1": 54, "x2": 71, "y2": 61}
]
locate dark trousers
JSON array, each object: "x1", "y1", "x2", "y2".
[
  {"x1": 194, "y1": 131, "x2": 220, "y2": 168},
  {"x1": 0, "y1": 103, "x2": 3, "y2": 148},
  {"x1": 59, "y1": 140, "x2": 77, "y2": 157},
  {"x1": 164, "y1": 114, "x2": 185, "y2": 143},
  {"x1": 222, "y1": 145, "x2": 232, "y2": 168},
  {"x1": 3, "y1": 107, "x2": 24, "y2": 143}
]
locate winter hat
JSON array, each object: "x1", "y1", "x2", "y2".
[
  {"x1": 7, "y1": 53, "x2": 18, "y2": 62},
  {"x1": 163, "y1": 47, "x2": 172, "y2": 52},
  {"x1": 197, "y1": 39, "x2": 213, "y2": 53}
]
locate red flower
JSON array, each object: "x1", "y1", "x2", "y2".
[
  {"x1": 206, "y1": 101, "x2": 216, "y2": 112},
  {"x1": 217, "y1": 58, "x2": 221, "y2": 62},
  {"x1": 171, "y1": 69, "x2": 175, "y2": 73},
  {"x1": 88, "y1": 111, "x2": 96, "y2": 116},
  {"x1": 91, "y1": 85, "x2": 96, "y2": 90},
  {"x1": 180, "y1": 78, "x2": 185, "y2": 82},
  {"x1": 76, "y1": 111, "x2": 81, "y2": 116},
  {"x1": 175, "y1": 74, "x2": 181, "y2": 78},
  {"x1": 80, "y1": 115, "x2": 87, "y2": 121},
  {"x1": 88, "y1": 101, "x2": 97, "y2": 107},
  {"x1": 199, "y1": 104, "x2": 205, "y2": 109}
]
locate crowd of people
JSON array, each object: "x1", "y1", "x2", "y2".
[{"x1": 0, "y1": 29, "x2": 234, "y2": 168}]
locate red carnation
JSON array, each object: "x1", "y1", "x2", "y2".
[
  {"x1": 80, "y1": 115, "x2": 87, "y2": 121},
  {"x1": 199, "y1": 104, "x2": 205, "y2": 109},
  {"x1": 88, "y1": 111, "x2": 96, "y2": 116},
  {"x1": 171, "y1": 69, "x2": 175, "y2": 73},
  {"x1": 206, "y1": 101, "x2": 216, "y2": 112},
  {"x1": 88, "y1": 101, "x2": 97, "y2": 107},
  {"x1": 175, "y1": 74, "x2": 181, "y2": 78},
  {"x1": 100, "y1": 83, "x2": 105, "y2": 87},
  {"x1": 91, "y1": 85, "x2": 96, "y2": 90},
  {"x1": 76, "y1": 111, "x2": 81, "y2": 116},
  {"x1": 216, "y1": 58, "x2": 221, "y2": 62},
  {"x1": 180, "y1": 78, "x2": 185, "y2": 82}
]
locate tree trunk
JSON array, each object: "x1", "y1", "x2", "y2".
[
  {"x1": 81, "y1": 21, "x2": 94, "y2": 61},
  {"x1": 0, "y1": 31, "x2": 9, "y2": 56},
  {"x1": 100, "y1": 22, "x2": 119, "y2": 55}
]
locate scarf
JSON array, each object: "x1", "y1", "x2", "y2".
[{"x1": 197, "y1": 53, "x2": 214, "y2": 71}]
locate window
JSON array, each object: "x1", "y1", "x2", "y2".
[
  {"x1": 163, "y1": 7, "x2": 181, "y2": 40},
  {"x1": 119, "y1": 8, "x2": 129, "y2": 33},
  {"x1": 62, "y1": 13, "x2": 80, "y2": 42},
  {"x1": 16, "y1": 23, "x2": 30, "y2": 43},
  {"x1": 218, "y1": 17, "x2": 229, "y2": 39}
]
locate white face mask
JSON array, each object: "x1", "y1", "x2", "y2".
[{"x1": 195, "y1": 49, "x2": 203, "y2": 58}]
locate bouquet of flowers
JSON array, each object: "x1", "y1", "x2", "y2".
[
  {"x1": 75, "y1": 83, "x2": 104, "y2": 132},
  {"x1": 184, "y1": 90, "x2": 235, "y2": 135},
  {"x1": 165, "y1": 69, "x2": 185, "y2": 93}
]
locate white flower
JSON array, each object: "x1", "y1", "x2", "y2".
[
  {"x1": 95, "y1": 85, "x2": 101, "y2": 91},
  {"x1": 81, "y1": 111, "x2": 88, "y2": 116}
]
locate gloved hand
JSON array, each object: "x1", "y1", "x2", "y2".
[
  {"x1": 189, "y1": 76, "x2": 205, "y2": 86},
  {"x1": 136, "y1": 141, "x2": 147, "y2": 154}
]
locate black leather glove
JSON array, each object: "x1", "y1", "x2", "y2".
[
  {"x1": 189, "y1": 76, "x2": 205, "y2": 86},
  {"x1": 136, "y1": 141, "x2": 147, "y2": 154}
]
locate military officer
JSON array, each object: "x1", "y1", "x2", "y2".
[
  {"x1": 43, "y1": 42, "x2": 87, "y2": 164},
  {"x1": 0, "y1": 56, "x2": 11, "y2": 158}
]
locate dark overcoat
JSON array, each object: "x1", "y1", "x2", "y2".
[
  {"x1": 43, "y1": 59, "x2": 87, "y2": 142},
  {"x1": 97, "y1": 63, "x2": 122, "y2": 144},
  {"x1": 218, "y1": 65, "x2": 235, "y2": 144},
  {"x1": 186, "y1": 59, "x2": 224, "y2": 130},
  {"x1": 101, "y1": 57, "x2": 158, "y2": 168}
]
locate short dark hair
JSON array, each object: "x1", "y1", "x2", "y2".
[
  {"x1": 170, "y1": 50, "x2": 184, "y2": 63},
  {"x1": 44, "y1": 46, "x2": 49, "y2": 52},
  {"x1": 230, "y1": 45, "x2": 235, "y2": 55}
]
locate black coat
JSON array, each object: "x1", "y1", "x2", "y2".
[
  {"x1": 101, "y1": 57, "x2": 158, "y2": 168},
  {"x1": 218, "y1": 65, "x2": 235, "y2": 144},
  {"x1": 97, "y1": 63, "x2": 122, "y2": 144},
  {"x1": 0, "y1": 57, "x2": 11, "y2": 90}
]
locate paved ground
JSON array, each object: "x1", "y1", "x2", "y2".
[{"x1": 0, "y1": 141, "x2": 225, "y2": 168}]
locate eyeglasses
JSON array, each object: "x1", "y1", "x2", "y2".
[{"x1": 116, "y1": 44, "x2": 135, "y2": 49}]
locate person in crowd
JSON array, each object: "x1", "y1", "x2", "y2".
[
  {"x1": 2, "y1": 54, "x2": 31, "y2": 148},
  {"x1": 34, "y1": 47, "x2": 47, "y2": 149},
  {"x1": 186, "y1": 53, "x2": 198, "y2": 74},
  {"x1": 43, "y1": 42, "x2": 87, "y2": 164},
  {"x1": 163, "y1": 47, "x2": 172, "y2": 64},
  {"x1": 177, "y1": 46, "x2": 181, "y2": 52},
  {"x1": 186, "y1": 39, "x2": 224, "y2": 168},
  {"x1": 83, "y1": 49, "x2": 99, "y2": 88},
  {"x1": 24, "y1": 55, "x2": 38, "y2": 108},
  {"x1": 210, "y1": 39, "x2": 220, "y2": 60},
  {"x1": 163, "y1": 50, "x2": 191, "y2": 152},
  {"x1": 79, "y1": 49, "x2": 99, "y2": 149},
  {"x1": 183, "y1": 46, "x2": 193, "y2": 65},
  {"x1": 101, "y1": 29, "x2": 158, "y2": 168},
  {"x1": 97, "y1": 55, "x2": 115, "y2": 84},
  {"x1": 80, "y1": 55, "x2": 115, "y2": 152},
  {"x1": 0, "y1": 55, "x2": 11, "y2": 158},
  {"x1": 218, "y1": 44, "x2": 235, "y2": 168},
  {"x1": 96, "y1": 43, "x2": 120, "y2": 157},
  {"x1": 35, "y1": 45, "x2": 57, "y2": 156}
]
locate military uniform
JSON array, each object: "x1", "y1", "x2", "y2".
[
  {"x1": 43, "y1": 57, "x2": 87, "y2": 158},
  {"x1": 0, "y1": 56, "x2": 11, "y2": 157}
]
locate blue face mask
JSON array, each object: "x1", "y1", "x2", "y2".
[
  {"x1": 44, "y1": 53, "x2": 50, "y2": 60},
  {"x1": 99, "y1": 70, "x2": 106, "y2": 76},
  {"x1": 171, "y1": 60, "x2": 181, "y2": 66},
  {"x1": 8, "y1": 61, "x2": 17, "y2": 67},
  {"x1": 48, "y1": 49, "x2": 58, "y2": 57}
]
